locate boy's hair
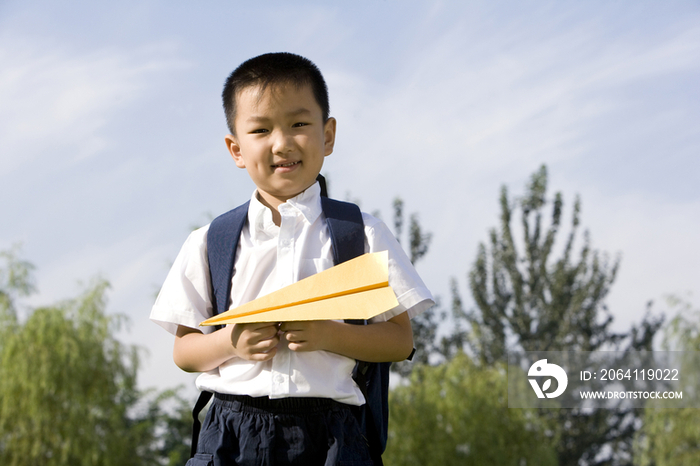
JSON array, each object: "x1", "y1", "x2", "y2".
[{"x1": 222, "y1": 52, "x2": 330, "y2": 134}]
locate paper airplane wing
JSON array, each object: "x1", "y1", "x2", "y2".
[{"x1": 200, "y1": 251, "x2": 398, "y2": 326}]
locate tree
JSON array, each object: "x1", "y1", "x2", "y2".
[
  {"x1": 448, "y1": 165, "x2": 663, "y2": 465},
  {"x1": 467, "y1": 165, "x2": 628, "y2": 361},
  {"x1": 0, "y1": 245, "x2": 35, "y2": 322},
  {"x1": 384, "y1": 351, "x2": 557, "y2": 466},
  {"x1": 634, "y1": 296, "x2": 700, "y2": 466},
  {"x1": 0, "y1": 248, "x2": 191, "y2": 465}
]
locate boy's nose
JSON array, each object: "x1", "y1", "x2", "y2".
[{"x1": 271, "y1": 130, "x2": 294, "y2": 154}]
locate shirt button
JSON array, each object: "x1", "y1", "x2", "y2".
[{"x1": 274, "y1": 374, "x2": 285, "y2": 385}]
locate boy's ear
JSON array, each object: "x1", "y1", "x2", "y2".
[
  {"x1": 225, "y1": 134, "x2": 246, "y2": 168},
  {"x1": 323, "y1": 117, "x2": 337, "y2": 157}
]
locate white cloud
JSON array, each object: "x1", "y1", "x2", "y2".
[{"x1": 0, "y1": 38, "x2": 189, "y2": 175}]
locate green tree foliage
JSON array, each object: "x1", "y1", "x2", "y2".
[
  {"x1": 467, "y1": 165, "x2": 626, "y2": 361},
  {"x1": 0, "y1": 246, "x2": 36, "y2": 321},
  {"x1": 448, "y1": 165, "x2": 663, "y2": 465},
  {"x1": 384, "y1": 351, "x2": 557, "y2": 466},
  {"x1": 0, "y1": 249, "x2": 191, "y2": 465},
  {"x1": 634, "y1": 296, "x2": 700, "y2": 466},
  {"x1": 391, "y1": 197, "x2": 432, "y2": 265}
]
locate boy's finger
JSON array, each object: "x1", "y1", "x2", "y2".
[
  {"x1": 254, "y1": 325, "x2": 279, "y2": 340},
  {"x1": 248, "y1": 347, "x2": 277, "y2": 361},
  {"x1": 245, "y1": 334, "x2": 278, "y2": 353},
  {"x1": 279, "y1": 321, "x2": 309, "y2": 332},
  {"x1": 287, "y1": 341, "x2": 311, "y2": 352},
  {"x1": 250, "y1": 322, "x2": 279, "y2": 331},
  {"x1": 236, "y1": 322, "x2": 277, "y2": 331},
  {"x1": 254, "y1": 338, "x2": 279, "y2": 352}
]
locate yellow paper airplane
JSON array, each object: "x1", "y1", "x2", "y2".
[{"x1": 200, "y1": 251, "x2": 398, "y2": 326}]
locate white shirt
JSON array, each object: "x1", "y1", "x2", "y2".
[{"x1": 150, "y1": 182, "x2": 434, "y2": 405}]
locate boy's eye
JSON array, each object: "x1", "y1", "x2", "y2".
[
  {"x1": 292, "y1": 122, "x2": 309, "y2": 128},
  {"x1": 250, "y1": 128, "x2": 269, "y2": 134}
]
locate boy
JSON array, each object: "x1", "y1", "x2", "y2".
[{"x1": 151, "y1": 52, "x2": 434, "y2": 466}]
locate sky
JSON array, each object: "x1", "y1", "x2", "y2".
[{"x1": 1, "y1": 0, "x2": 699, "y2": 396}]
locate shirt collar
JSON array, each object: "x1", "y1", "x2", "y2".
[
  {"x1": 247, "y1": 182, "x2": 323, "y2": 241},
  {"x1": 284, "y1": 182, "x2": 323, "y2": 224}
]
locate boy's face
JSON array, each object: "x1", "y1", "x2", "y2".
[{"x1": 225, "y1": 83, "x2": 336, "y2": 209}]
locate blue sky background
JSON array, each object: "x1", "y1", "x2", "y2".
[{"x1": 1, "y1": 1, "x2": 699, "y2": 395}]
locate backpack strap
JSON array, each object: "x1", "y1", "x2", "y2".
[
  {"x1": 189, "y1": 390, "x2": 213, "y2": 458},
  {"x1": 207, "y1": 200, "x2": 250, "y2": 316},
  {"x1": 320, "y1": 196, "x2": 364, "y2": 264}
]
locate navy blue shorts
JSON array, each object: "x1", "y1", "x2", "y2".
[{"x1": 187, "y1": 393, "x2": 373, "y2": 466}]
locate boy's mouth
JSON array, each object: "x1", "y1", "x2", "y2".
[{"x1": 271, "y1": 161, "x2": 301, "y2": 168}]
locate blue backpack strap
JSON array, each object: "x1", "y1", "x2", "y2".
[
  {"x1": 320, "y1": 196, "x2": 364, "y2": 264},
  {"x1": 207, "y1": 200, "x2": 250, "y2": 316}
]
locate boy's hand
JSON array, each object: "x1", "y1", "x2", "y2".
[
  {"x1": 175, "y1": 313, "x2": 412, "y2": 371},
  {"x1": 278, "y1": 313, "x2": 413, "y2": 362},
  {"x1": 279, "y1": 320, "x2": 333, "y2": 352},
  {"x1": 229, "y1": 322, "x2": 280, "y2": 361},
  {"x1": 173, "y1": 322, "x2": 281, "y2": 372}
]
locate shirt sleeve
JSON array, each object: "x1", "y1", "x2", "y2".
[
  {"x1": 362, "y1": 213, "x2": 435, "y2": 322},
  {"x1": 149, "y1": 225, "x2": 216, "y2": 335}
]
